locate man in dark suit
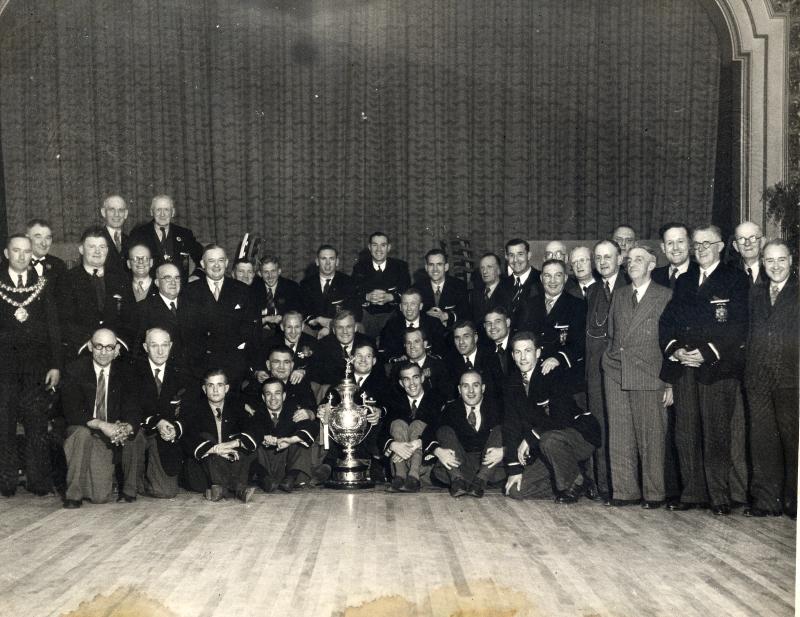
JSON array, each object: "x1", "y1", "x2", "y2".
[
  {"x1": 26, "y1": 218, "x2": 67, "y2": 286},
  {"x1": 181, "y1": 368, "x2": 257, "y2": 503},
  {"x1": 498, "y1": 238, "x2": 542, "y2": 330},
  {"x1": 612, "y1": 224, "x2": 637, "y2": 263},
  {"x1": 730, "y1": 221, "x2": 768, "y2": 287},
  {"x1": 523, "y1": 260, "x2": 586, "y2": 396},
  {"x1": 424, "y1": 370, "x2": 505, "y2": 498},
  {"x1": 129, "y1": 327, "x2": 190, "y2": 498},
  {"x1": 251, "y1": 255, "x2": 305, "y2": 339},
  {"x1": 251, "y1": 377, "x2": 318, "y2": 492},
  {"x1": 503, "y1": 331, "x2": 600, "y2": 502},
  {"x1": 744, "y1": 240, "x2": 797, "y2": 518},
  {"x1": 254, "y1": 311, "x2": 318, "y2": 382},
  {"x1": 584, "y1": 239, "x2": 629, "y2": 499},
  {"x1": 380, "y1": 362, "x2": 443, "y2": 493},
  {"x1": 379, "y1": 288, "x2": 446, "y2": 361},
  {"x1": 184, "y1": 244, "x2": 259, "y2": 391},
  {"x1": 0, "y1": 235, "x2": 62, "y2": 496},
  {"x1": 483, "y1": 307, "x2": 514, "y2": 378},
  {"x1": 61, "y1": 328, "x2": 140, "y2": 507},
  {"x1": 57, "y1": 226, "x2": 136, "y2": 356},
  {"x1": 352, "y1": 231, "x2": 410, "y2": 340},
  {"x1": 127, "y1": 243, "x2": 158, "y2": 303},
  {"x1": 308, "y1": 310, "x2": 373, "y2": 395},
  {"x1": 543, "y1": 241, "x2": 580, "y2": 298},
  {"x1": 417, "y1": 249, "x2": 469, "y2": 329},
  {"x1": 300, "y1": 244, "x2": 361, "y2": 337},
  {"x1": 446, "y1": 320, "x2": 504, "y2": 402},
  {"x1": 232, "y1": 260, "x2": 256, "y2": 286},
  {"x1": 127, "y1": 194, "x2": 204, "y2": 280},
  {"x1": 567, "y1": 246, "x2": 598, "y2": 301},
  {"x1": 659, "y1": 224, "x2": 749, "y2": 515},
  {"x1": 602, "y1": 247, "x2": 673, "y2": 508},
  {"x1": 387, "y1": 327, "x2": 452, "y2": 402},
  {"x1": 242, "y1": 345, "x2": 317, "y2": 416},
  {"x1": 470, "y1": 253, "x2": 510, "y2": 328},
  {"x1": 99, "y1": 194, "x2": 130, "y2": 276},
  {"x1": 133, "y1": 263, "x2": 192, "y2": 371}
]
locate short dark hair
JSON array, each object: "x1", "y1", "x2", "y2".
[
  {"x1": 397, "y1": 361, "x2": 421, "y2": 377},
  {"x1": 203, "y1": 368, "x2": 228, "y2": 383},
  {"x1": 202, "y1": 243, "x2": 226, "y2": 258},
  {"x1": 592, "y1": 239, "x2": 621, "y2": 256},
  {"x1": 267, "y1": 345, "x2": 295, "y2": 361},
  {"x1": 510, "y1": 330, "x2": 539, "y2": 350},
  {"x1": 317, "y1": 244, "x2": 337, "y2": 257},
  {"x1": 353, "y1": 340, "x2": 377, "y2": 355},
  {"x1": 404, "y1": 326, "x2": 428, "y2": 342},
  {"x1": 259, "y1": 255, "x2": 280, "y2": 268},
  {"x1": 479, "y1": 252, "x2": 502, "y2": 268},
  {"x1": 484, "y1": 305, "x2": 509, "y2": 319},
  {"x1": 261, "y1": 376, "x2": 285, "y2": 392},
  {"x1": 332, "y1": 309, "x2": 356, "y2": 325},
  {"x1": 425, "y1": 248, "x2": 448, "y2": 263},
  {"x1": 762, "y1": 239, "x2": 792, "y2": 254},
  {"x1": 657, "y1": 222, "x2": 690, "y2": 241},
  {"x1": 80, "y1": 225, "x2": 108, "y2": 244},
  {"x1": 25, "y1": 218, "x2": 53, "y2": 231},
  {"x1": 452, "y1": 319, "x2": 477, "y2": 334},
  {"x1": 6, "y1": 233, "x2": 30, "y2": 248},
  {"x1": 505, "y1": 238, "x2": 530, "y2": 253},
  {"x1": 541, "y1": 259, "x2": 567, "y2": 273},
  {"x1": 458, "y1": 368, "x2": 483, "y2": 384},
  {"x1": 368, "y1": 231, "x2": 389, "y2": 244},
  {"x1": 400, "y1": 287, "x2": 423, "y2": 302}
]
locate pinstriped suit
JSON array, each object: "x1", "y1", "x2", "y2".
[{"x1": 602, "y1": 281, "x2": 672, "y2": 501}]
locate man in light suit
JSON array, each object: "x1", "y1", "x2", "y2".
[
  {"x1": 744, "y1": 240, "x2": 797, "y2": 518},
  {"x1": 602, "y1": 247, "x2": 673, "y2": 508}
]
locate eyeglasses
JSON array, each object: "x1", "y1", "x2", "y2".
[
  {"x1": 570, "y1": 258, "x2": 590, "y2": 266},
  {"x1": 130, "y1": 256, "x2": 151, "y2": 264},
  {"x1": 158, "y1": 275, "x2": 179, "y2": 282},
  {"x1": 692, "y1": 240, "x2": 723, "y2": 251},
  {"x1": 735, "y1": 235, "x2": 762, "y2": 246},
  {"x1": 91, "y1": 343, "x2": 116, "y2": 352},
  {"x1": 545, "y1": 251, "x2": 566, "y2": 259}
]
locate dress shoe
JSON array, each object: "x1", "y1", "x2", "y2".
[
  {"x1": 204, "y1": 484, "x2": 225, "y2": 502},
  {"x1": 711, "y1": 503, "x2": 731, "y2": 516},
  {"x1": 449, "y1": 478, "x2": 468, "y2": 498},
  {"x1": 63, "y1": 499, "x2": 82, "y2": 509},
  {"x1": 28, "y1": 487, "x2": 51, "y2": 497},
  {"x1": 117, "y1": 494, "x2": 136, "y2": 503},
  {"x1": 403, "y1": 476, "x2": 421, "y2": 493},
  {"x1": 236, "y1": 487, "x2": 256, "y2": 504},
  {"x1": 667, "y1": 501, "x2": 695, "y2": 511},
  {"x1": 260, "y1": 477, "x2": 278, "y2": 493},
  {"x1": 605, "y1": 498, "x2": 640, "y2": 507},
  {"x1": 386, "y1": 476, "x2": 405, "y2": 493},
  {"x1": 743, "y1": 507, "x2": 782, "y2": 518},
  {"x1": 784, "y1": 507, "x2": 797, "y2": 520},
  {"x1": 468, "y1": 478, "x2": 486, "y2": 498},
  {"x1": 278, "y1": 472, "x2": 298, "y2": 493},
  {"x1": 312, "y1": 464, "x2": 332, "y2": 484},
  {"x1": 641, "y1": 500, "x2": 664, "y2": 510},
  {"x1": 369, "y1": 459, "x2": 387, "y2": 484},
  {"x1": 556, "y1": 490, "x2": 579, "y2": 504},
  {"x1": 582, "y1": 478, "x2": 601, "y2": 501}
]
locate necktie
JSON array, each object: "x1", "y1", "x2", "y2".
[
  {"x1": 522, "y1": 372, "x2": 530, "y2": 396},
  {"x1": 214, "y1": 407, "x2": 222, "y2": 443},
  {"x1": 467, "y1": 406, "x2": 477, "y2": 429},
  {"x1": 154, "y1": 368, "x2": 162, "y2": 396},
  {"x1": 322, "y1": 278, "x2": 331, "y2": 296},
  {"x1": 514, "y1": 276, "x2": 521, "y2": 293},
  {"x1": 265, "y1": 285, "x2": 275, "y2": 313},
  {"x1": 410, "y1": 399, "x2": 418, "y2": 419},
  {"x1": 464, "y1": 356, "x2": 473, "y2": 369},
  {"x1": 484, "y1": 286, "x2": 491, "y2": 300},
  {"x1": 603, "y1": 280, "x2": 611, "y2": 302},
  {"x1": 92, "y1": 268, "x2": 105, "y2": 311},
  {"x1": 496, "y1": 344, "x2": 504, "y2": 355},
  {"x1": 213, "y1": 281, "x2": 221, "y2": 301},
  {"x1": 114, "y1": 230, "x2": 122, "y2": 252},
  {"x1": 434, "y1": 285, "x2": 441, "y2": 306},
  {"x1": 342, "y1": 344, "x2": 350, "y2": 358},
  {"x1": 700, "y1": 271, "x2": 707, "y2": 286},
  {"x1": 169, "y1": 301, "x2": 177, "y2": 316},
  {"x1": 746, "y1": 267, "x2": 753, "y2": 282},
  {"x1": 632, "y1": 288, "x2": 639, "y2": 309},
  {"x1": 582, "y1": 285, "x2": 588, "y2": 298},
  {"x1": 669, "y1": 267, "x2": 678, "y2": 289},
  {"x1": 136, "y1": 280, "x2": 145, "y2": 301},
  {"x1": 159, "y1": 226, "x2": 168, "y2": 253},
  {"x1": 545, "y1": 297, "x2": 554, "y2": 314},
  {"x1": 770, "y1": 284, "x2": 780, "y2": 306},
  {"x1": 32, "y1": 258, "x2": 44, "y2": 277},
  {"x1": 16, "y1": 274, "x2": 23, "y2": 288},
  {"x1": 95, "y1": 369, "x2": 107, "y2": 422}
]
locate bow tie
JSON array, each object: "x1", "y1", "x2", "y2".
[{"x1": 32, "y1": 258, "x2": 44, "y2": 265}]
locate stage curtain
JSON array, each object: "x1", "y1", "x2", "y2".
[{"x1": 0, "y1": 0, "x2": 721, "y2": 277}]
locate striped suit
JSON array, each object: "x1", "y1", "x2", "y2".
[{"x1": 602, "y1": 281, "x2": 672, "y2": 501}]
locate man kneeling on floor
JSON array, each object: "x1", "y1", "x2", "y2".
[
  {"x1": 423, "y1": 369, "x2": 505, "y2": 497},
  {"x1": 182, "y1": 369, "x2": 257, "y2": 503},
  {"x1": 503, "y1": 331, "x2": 601, "y2": 502},
  {"x1": 62, "y1": 328, "x2": 140, "y2": 508},
  {"x1": 251, "y1": 377, "x2": 318, "y2": 493}
]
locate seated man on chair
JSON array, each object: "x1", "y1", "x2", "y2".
[
  {"x1": 503, "y1": 331, "x2": 600, "y2": 503},
  {"x1": 181, "y1": 368, "x2": 258, "y2": 503},
  {"x1": 424, "y1": 370, "x2": 505, "y2": 498},
  {"x1": 61, "y1": 328, "x2": 140, "y2": 508}
]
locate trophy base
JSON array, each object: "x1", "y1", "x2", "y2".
[{"x1": 325, "y1": 457, "x2": 375, "y2": 490}]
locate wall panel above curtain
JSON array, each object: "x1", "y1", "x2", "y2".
[{"x1": 0, "y1": 0, "x2": 722, "y2": 277}]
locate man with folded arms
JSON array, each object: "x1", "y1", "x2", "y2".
[
  {"x1": 602, "y1": 247, "x2": 673, "y2": 508},
  {"x1": 181, "y1": 369, "x2": 257, "y2": 503},
  {"x1": 425, "y1": 370, "x2": 504, "y2": 498}
]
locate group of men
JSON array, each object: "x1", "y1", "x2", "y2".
[{"x1": 0, "y1": 195, "x2": 795, "y2": 519}]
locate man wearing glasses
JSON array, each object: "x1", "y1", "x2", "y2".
[
  {"x1": 659, "y1": 225, "x2": 749, "y2": 515},
  {"x1": 567, "y1": 246, "x2": 597, "y2": 300},
  {"x1": 61, "y1": 328, "x2": 140, "y2": 508},
  {"x1": 127, "y1": 243, "x2": 157, "y2": 303},
  {"x1": 731, "y1": 221, "x2": 768, "y2": 287}
]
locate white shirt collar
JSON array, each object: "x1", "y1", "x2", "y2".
[
  {"x1": 148, "y1": 359, "x2": 166, "y2": 375},
  {"x1": 160, "y1": 293, "x2": 177, "y2": 308},
  {"x1": 545, "y1": 292, "x2": 562, "y2": 305},
  {"x1": 515, "y1": 268, "x2": 532, "y2": 286},
  {"x1": 408, "y1": 394, "x2": 423, "y2": 408},
  {"x1": 430, "y1": 279, "x2": 445, "y2": 291},
  {"x1": 83, "y1": 264, "x2": 104, "y2": 277},
  {"x1": 405, "y1": 318, "x2": 419, "y2": 328},
  {"x1": 463, "y1": 349, "x2": 478, "y2": 365},
  {"x1": 319, "y1": 274, "x2": 333, "y2": 288},
  {"x1": 7, "y1": 268, "x2": 26, "y2": 286},
  {"x1": 632, "y1": 279, "x2": 652, "y2": 297},
  {"x1": 670, "y1": 260, "x2": 690, "y2": 276},
  {"x1": 496, "y1": 334, "x2": 510, "y2": 351},
  {"x1": 154, "y1": 222, "x2": 170, "y2": 235},
  {"x1": 772, "y1": 278, "x2": 789, "y2": 293},
  {"x1": 603, "y1": 272, "x2": 619, "y2": 290},
  {"x1": 106, "y1": 226, "x2": 122, "y2": 240},
  {"x1": 744, "y1": 261, "x2": 760, "y2": 282},
  {"x1": 372, "y1": 260, "x2": 386, "y2": 271},
  {"x1": 206, "y1": 277, "x2": 223, "y2": 294},
  {"x1": 700, "y1": 260, "x2": 721, "y2": 280},
  {"x1": 134, "y1": 276, "x2": 152, "y2": 288},
  {"x1": 93, "y1": 361, "x2": 109, "y2": 378},
  {"x1": 485, "y1": 281, "x2": 499, "y2": 295}
]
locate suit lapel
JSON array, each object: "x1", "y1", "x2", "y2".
[{"x1": 625, "y1": 286, "x2": 654, "y2": 335}]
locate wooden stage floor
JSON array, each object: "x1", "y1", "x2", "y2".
[{"x1": 0, "y1": 486, "x2": 794, "y2": 617}]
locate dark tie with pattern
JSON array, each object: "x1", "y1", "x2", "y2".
[
  {"x1": 265, "y1": 285, "x2": 275, "y2": 314},
  {"x1": 114, "y1": 230, "x2": 122, "y2": 253},
  {"x1": 16, "y1": 274, "x2": 23, "y2": 288},
  {"x1": 669, "y1": 267, "x2": 678, "y2": 289},
  {"x1": 434, "y1": 285, "x2": 441, "y2": 306},
  {"x1": 467, "y1": 406, "x2": 477, "y2": 430},
  {"x1": 342, "y1": 344, "x2": 350, "y2": 359},
  {"x1": 169, "y1": 301, "x2": 177, "y2": 316},
  {"x1": 159, "y1": 227, "x2": 168, "y2": 255},
  {"x1": 746, "y1": 267, "x2": 753, "y2": 282},
  {"x1": 700, "y1": 271, "x2": 707, "y2": 286},
  {"x1": 770, "y1": 284, "x2": 780, "y2": 306},
  {"x1": 545, "y1": 297, "x2": 554, "y2": 314},
  {"x1": 95, "y1": 369, "x2": 107, "y2": 421},
  {"x1": 522, "y1": 372, "x2": 530, "y2": 396},
  {"x1": 603, "y1": 280, "x2": 611, "y2": 302},
  {"x1": 214, "y1": 407, "x2": 222, "y2": 442},
  {"x1": 464, "y1": 356, "x2": 473, "y2": 370},
  {"x1": 632, "y1": 288, "x2": 639, "y2": 309}
]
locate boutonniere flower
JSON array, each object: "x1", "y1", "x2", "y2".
[
  {"x1": 176, "y1": 236, "x2": 182, "y2": 242},
  {"x1": 423, "y1": 367, "x2": 431, "y2": 379},
  {"x1": 297, "y1": 346, "x2": 313, "y2": 359},
  {"x1": 45, "y1": 263, "x2": 51, "y2": 271}
]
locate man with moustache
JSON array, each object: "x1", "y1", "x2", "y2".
[
  {"x1": 0, "y1": 235, "x2": 61, "y2": 496},
  {"x1": 584, "y1": 239, "x2": 629, "y2": 499},
  {"x1": 57, "y1": 226, "x2": 136, "y2": 355},
  {"x1": 251, "y1": 255, "x2": 305, "y2": 339},
  {"x1": 659, "y1": 225, "x2": 749, "y2": 515},
  {"x1": 731, "y1": 221, "x2": 768, "y2": 286},
  {"x1": 300, "y1": 244, "x2": 361, "y2": 338},
  {"x1": 128, "y1": 243, "x2": 157, "y2": 303},
  {"x1": 470, "y1": 253, "x2": 509, "y2": 325},
  {"x1": 127, "y1": 195, "x2": 204, "y2": 280},
  {"x1": 379, "y1": 288, "x2": 446, "y2": 361},
  {"x1": 352, "y1": 232, "x2": 410, "y2": 340},
  {"x1": 603, "y1": 247, "x2": 673, "y2": 508},
  {"x1": 25, "y1": 219, "x2": 67, "y2": 285},
  {"x1": 99, "y1": 195, "x2": 129, "y2": 275},
  {"x1": 744, "y1": 240, "x2": 797, "y2": 518},
  {"x1": 417, "y1": 249, "x2": 469, "y2": 329},
  {"x1": 499, "y1": 238, "x2": 542, "y2": 329},
  {"x1": 567, "y1": 246, "x2": 597, "y2": 300},
  {"x1": 483, "y1": 307, "x2": 514, "y2": 377},
  {"x1": 184, "y1": 244, "x2": 259, "y2": 391}
]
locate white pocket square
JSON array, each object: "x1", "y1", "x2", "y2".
[
  {"x1": 237, "y1": 342, "x2": 246, "y2": 350},
  {"x1": 234, "y1": 304, "x2": 242, "y2": 310}
]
